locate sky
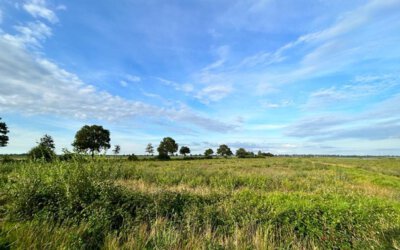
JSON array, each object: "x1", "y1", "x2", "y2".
[{"x1": 0, "y1": 0, "x2": 400, "y2": 155}]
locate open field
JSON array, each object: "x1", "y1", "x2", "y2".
[{"x1": 0, "y1": 157, "x2": 400, "y2": 249}]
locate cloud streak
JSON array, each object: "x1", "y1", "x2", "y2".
[{"x1": 23, "y1": 0, "x2": 58, "y2": 23}]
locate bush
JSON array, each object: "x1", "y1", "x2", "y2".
[
  {"x1": 1, "y1": 155, "x2": 14, "y2": 164},
  {"x1": 156, "y1": 154, "x2": 170, "y2": 161},
  {"x1": 27, "y1": 145, "x2": 56, "y2": 162},
  {"x1": 127, "y1": 154, "x2": 139, "y2": 161}
]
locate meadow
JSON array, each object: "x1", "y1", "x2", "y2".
[{"x1": 0, "y1": 157, "x2": 399, "y2": 249}]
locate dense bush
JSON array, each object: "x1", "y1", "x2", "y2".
[
  {"x1": 27, "y1": 145, "x2": 56, "y2": 162},
  {"x1": 1, "y1": 155, "x2": 14, "y2": 164},
  {"x1": 156, "y1": 154, "x2": 170, "y2": 160}
]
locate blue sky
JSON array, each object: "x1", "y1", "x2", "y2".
[{"x1": 0, "y1": 0, "x2": 400, "y2": 155}]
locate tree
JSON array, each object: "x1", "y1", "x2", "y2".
[
  {"x1": 113, "y1": 145, "x2": 121, "y2": 155},
  {"x1": 204, "y1": 148, "x2": 214, "y2": 158},
  {"x1": 28, "y1": 134, "x2": 56, "y2": 162},
  {"x1": 28, "y1": 144, "x2": 56, "y2": 162},
  {"x1": 257, "y1": 151, "x2": 274, "y2": 157},
  {"x1": 236, "y1": 148, "x2": 247, "y2": 158},
  {"x1": 39, "y1": 134, "x2": 55, "y2": 150},
  {"x1": 0, "y1": 118, "x2": 9, "y2": 147},
  {"x1": 157, "y1": 137, "x2": 178, "y2": 156},
  {"x1": 145, "y1": 143, "x2": 154, "y2": 156},
  {"x1": 179, "y1": 146, "x2": 190, "y2": 156},
  {"x1": 217, "y1": 144, "x2": 233, "y2": 157},
  {"x1": 72, "y1": 125, "x2": 111, "y2": 157}
]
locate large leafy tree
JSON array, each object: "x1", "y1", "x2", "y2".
[
  {"x1": 236, "y1": 148, "x2": 247, "y2": 158},
  {"x1": 72, "y1": 125, "x2": 111, "y2": 157},
  {"x1": 217, "y1": 144, "x2": 233, "y2": 157},
  {"x1": 179, "y1": 146, "x2": 190, "y2": 156},
  {"x1": 0, "y1": 118, "x2": 9, "y2": 147},
  {"x1": 157, "y1": 137, "x2": 178, "y2": 156}
]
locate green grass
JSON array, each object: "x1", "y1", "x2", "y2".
[{"x1": 0, "y1": 157, "x2": 399, "y2": 249}]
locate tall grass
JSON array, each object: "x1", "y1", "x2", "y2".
[{"x1": 0, "y1": 157, "x2": 399, "y2": 249}]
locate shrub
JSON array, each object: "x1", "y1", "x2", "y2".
[
  {"x1": 27, "y1": 145, "x2": 56, "y2": 162},
  {"x1": 127, "y1": 154, "x2": 139, "y2": 161},
  {"x1": 156, "y1": 154, "x2": 170, "y2": 161},
  {"x1": 1, "y1": 155, "x2": 14, "y2": 164},
  {"x1": 58, "y1": 149, "x2": 87, "y2": 162}
]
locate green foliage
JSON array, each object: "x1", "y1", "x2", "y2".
[
  {"x1": 112, "y1": 145, "x2": 121, "y2": 155},
  {"x1": 156, "y1": 154, "x2": 170, "y2": 160},
  {"x1": 38, "y1": 134, "x2": 55, "y2": 151},
  {"x1": 217, "y1": 144, "x2": 233, "y2": 156},
  {"x1": 179, "y1": 146, "x2": 190, "y2": 156},
  {"x1": 257, "y1": 151, "x2": 274, "y2": 157},
  {"x1": 58, "y1": 148, "x2": 86, "y2": 162},
  {"x1": 145, "y1": 143, "x2": 154, "y2": 155},
  {"x1": 1, "y1": 158, "x2": 400, "y2": 249},
  {"x1": 27, "y1": 134, "x2": 57, "y2": 162},
  {"x1": 127, "y1": 154, "x2": 139, "y2": 161},
  {"x1": 236, "y1": 148, "x2": 255, "y2": 158},
  {"x1": 27, "y1": 144, "x2": 56, "y2": 162},
  {"x1": 0, "y1": 117, "x2": 9, "y2": 147},
  {"x1": 72, "y1": 125, "x2": 111, "y2": 157},
  {"x1": 204, "y1": 148, "x2": 214, "y2": 158},
  {"x1": 1, "y1": 155, "x2": 14, "y2": 164},
  {"x1": 157, "y1": 137, "x2": 178, "y2": 156}
]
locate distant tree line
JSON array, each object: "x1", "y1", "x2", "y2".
[{"x1": 1, "y1": 120, "x2": 275, "y2": 161}]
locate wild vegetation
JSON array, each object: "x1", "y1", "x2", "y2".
[
  {"x1": 0, "y1": 121, "x2": 399, "y2": 248},
  {"x1": 0, "y1": 157, "x2": 399, "y2": 249}
]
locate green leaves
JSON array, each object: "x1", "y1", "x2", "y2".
[
  {"x1": 0, "y1": 117, "x2": 9, "y2": 147},
  {"x1": 72, "y1": 125, "x2": 111, "y2": 156}
]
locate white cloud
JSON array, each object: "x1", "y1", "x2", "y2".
[
  {"x1": 195, "y1": 84, "x2": 233, "y2": 103},
  {"x1": 126, "y1": 74, "x2": 141, "y2": 82},
  {"x1": 304, "y1": 74, "x2": 399, "y2": 109},
  {"x1": 157, "y1": 76, "x2": 232, "y2": 104},
  {"x1": 202, "y1": 45, "x2": 229, "y2": 71},
  {"x1": 23, "y1": 0, "x2": 58, "y2": 23},
  {"x1": 3, "y1": 21, "x2": 52, "y2": 47},
  {"x1": 120, "y1": 74, "x2": 141, "y2": 87},
  {"x1": 0, "y1": 37, "x2": 236, "y2": 132},
  {"x1": 247, "y1": 124, "x2": 287, "y2": 131},
  {"x1": 256, "y1": 0, "x2": 400, "y2": 93},
  {"x1": 260, "y1": 99, "x2": 293, "y2": 109},
  {"x1": 285, "y1": 92, "x2": 400, "y2": 141},
  {"x1": 238, "y1": 50, "x2": 285, "y2": 69}
]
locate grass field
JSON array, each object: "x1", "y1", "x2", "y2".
[{"x1": 0, "y1": 157, "x2": 399, "y2": 249}]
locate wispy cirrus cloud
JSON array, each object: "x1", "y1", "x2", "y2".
[
  {"x1": 23, "y1": 0, "x2": 58, "y2": 23},
  {"x1": 286, "y1": 92, "x2": 400, "y2": 141},
  {"x1": 260, "y1": 99, "x2": 293, "y2": 109},
  {"x1": 120, "y1": 74, "x2": 141, "y2": 87},
  {"x1": 304, "y1": 74, "x2": 399, "y2": 109},
  {"x1": 255, "y1": 0, "x2": 400, "y2": 92},
  {"x1": 3, "y1": 21, "x2": 52, "y2": 47}
]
